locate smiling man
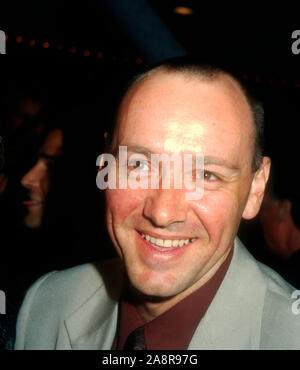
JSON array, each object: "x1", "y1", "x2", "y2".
[{"x1": 15, "y1": 58, "x2": 300, "y2": 350}]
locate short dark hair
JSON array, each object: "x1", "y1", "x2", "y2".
[
  {"x1": 0, "y1": 136, "x2": 4, "y2": 171},
  {"x1": 109, "y1": 56, "x2": 264, "y2": 172}
]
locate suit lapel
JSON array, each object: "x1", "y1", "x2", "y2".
[
  {"x1": 64, "y1": 259, "x2": 123, "y2": 350},
  {"x1": 188, "y1": 238, "x2": 266, "y2": 349},
  {"x1": 64, "y1": 287, "x2": 119, "y2": 349}
]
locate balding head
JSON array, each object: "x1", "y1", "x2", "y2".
[{"x1": 109, "y1": 58, "x2": 264, "y2": 172}]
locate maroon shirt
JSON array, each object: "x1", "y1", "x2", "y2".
[{"x1": 113, "y1": 247, "x2": 233, "y2": 350}]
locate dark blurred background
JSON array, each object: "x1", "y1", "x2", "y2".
[{"x1": 0, "y1": 1, "x2": 300, "y2": 310}]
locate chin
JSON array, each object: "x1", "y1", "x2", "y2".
[
  {"x1": 23, "y1": 213, "x2": 43, "y2": 229},
  {"x1": 130, "y1": 273, "x2": 188, "y2": 299}
]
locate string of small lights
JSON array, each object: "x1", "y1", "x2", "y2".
[
  {"x1": 4, "y1": 33, "x2": 300, "y2": 88},
  {"x1": 6, "y1": 33, "x2": 143, "y2": 65}
]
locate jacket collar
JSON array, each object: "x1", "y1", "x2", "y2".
[{"x1": 188, "y1": 238, "x2": 266, "y2": 349}]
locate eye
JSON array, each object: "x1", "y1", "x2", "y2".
[
  {"x1": 203, "y1": 171, "x2": 218, "y2": 181},
  {"x1": 128, "y1": 160, "x2": 149, "y2": 171}
]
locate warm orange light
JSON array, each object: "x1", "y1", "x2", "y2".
[
  {"x1": 83, "y1": 50, "x2": 90, "y2": 57},
  {"x1": 16, "y1": 36, "x2": 23, "y2": 43},
  {"x1": 97, "y1": 51, "x2": 103, "y2": 59},
  {"x1": 70, "y1": 46, "x2": 77, "y2": 53},
  {"x1": 5, "y1": 34, "x2": 8, "y2": 41},
  {"x1": 174, "y1": 6, "x2": 193, "y2": 15},
  {"x1": 43, "y1": 42, "x2": 50, "y2": 48},
  {"x1": 29, "y1": 40, "x2": 35, "y2": 46}
]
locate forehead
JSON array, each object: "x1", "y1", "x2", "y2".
[{"x1": 116, "y1": 71, "x2": 254, "y2": 158}]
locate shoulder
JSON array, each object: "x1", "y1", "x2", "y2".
[
  {"x1": 240, "y1": 244, "x2": 300, "y2": 349},
  {"x1": 26, "y1": 258, "x2": 123, "y2": 312},
  {"x1": 15, "y1": 258, "x2": 123, "y2": 349},
  {"x1": 235, "y1": 238, "x2": 295, "y2": 298},
  {"x1": 255, "y1": 261, "x2": 300, "y2": 349}
]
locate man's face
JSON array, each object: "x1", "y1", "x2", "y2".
[
  {"x1": 105, "y1": 71, "x2": 269, "y2": 300},
  {"x1": 20, "y1": 129, "x2": 63, "y2": 228}
]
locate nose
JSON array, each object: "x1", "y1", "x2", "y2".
[
  {"x1": 143, "y1": 188, "x2": 187, "y2": 228},
  {"x1": 20, "y1": 162, "x2": 44, "y2": 192}
]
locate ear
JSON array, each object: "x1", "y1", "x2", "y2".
[{"x1": 242, "y1": 157, "x2": 271, "y2": 220}]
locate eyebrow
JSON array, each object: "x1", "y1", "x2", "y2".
[
  {"x1": 120, "y1": 145, "x2": 240, "y2": 171},
  {"x1": 204, "y1": 156, "x2": 240, "y2": 171},
  {"x1": 124, "y1": 146, "x2": 154, "y2": 157}
]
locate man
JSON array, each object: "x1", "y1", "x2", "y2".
[
  {"x1": 20, "y1": 128, "x2": 63, "y2": 229},
  {"x1": 258, "y1": 159, "x2": 300, "y2": 288},
  {"x1": 14, "y1": 58, "x2": 300, "y2": 349},
  {"x1": 259, "y1": 159, "x2": 300, "y2": 260},
  {"x1": 0, "y1": 136, "x2": 15, "y2": 350},
  {"x1": 0, "y1": 128, "x2": 64, "y2": 309}
]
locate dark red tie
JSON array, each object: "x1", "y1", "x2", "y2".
[{"x1": 123, "y1": 326, "x2": 147, "y2": 350}]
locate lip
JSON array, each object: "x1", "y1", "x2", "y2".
[
  {"x1": 22, "y1": 199, "x2": 43, "y2": 207},
  {"x1": 137, "y1": 229, "x2": 196, "y2": 241},
  {"x1": 136, "y1": 230, "x2": 196, "y2": 263}
]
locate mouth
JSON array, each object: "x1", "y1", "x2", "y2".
[
  {"x1": 138, "y1": 231, "x2": 197, "y2": 252},
  {"x1": 22, "y1": 199, "x2": 42, "y2": 206}
]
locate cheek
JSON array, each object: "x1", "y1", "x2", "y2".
[
  {"x1": 194, "y1": 190, "x2": 242, "y2": 242},
  {"x1": 105, "y1": 189, "x2": 145, "y2": 224},
  {"x1": 42, "y1": 174, "x2": 51, "y2": 195}
]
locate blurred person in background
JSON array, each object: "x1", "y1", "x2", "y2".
[
  {"x1": 0, "y1": 136, "x2": 15, "y2": 350},
  {"x1": 1, "y1": 88, "x2": 48, "y2": 194},
  {"x1": 259, "y1": 159, "x2": 300, "y2": 288},
  {"x1": 20, "y1": 128, "x2": 63, "y2": 229},
  {"x1": 239, "y1": 158, "x2": 300, "y2": 288},
  {"x1": 1, "y1": 106, "x2": 114, "y2": 310},
  {"x1": 0, "y1": 124, "x2": 66, "y2": 309}
]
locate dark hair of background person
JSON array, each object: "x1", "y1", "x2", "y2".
[{"x1": 106, "y1": 56, "x2": 265, "y2": 173}]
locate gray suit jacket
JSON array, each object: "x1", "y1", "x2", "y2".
[{"x1": 14, "y1": 238, "x2": 300, "y2": 349}]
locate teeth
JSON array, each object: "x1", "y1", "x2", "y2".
[
  {"x1": 172, "y1": 240, "x2": 179, "y2": 247},
  {"x1": 140, "y1": 233, "x2": 196, "y2": 248},
  {"x1": 164, "y1": 240, "x2": 172, "y2": 247},
  {"x1": 156, "y1": 239, "x2": 164, "y2": 246}
]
